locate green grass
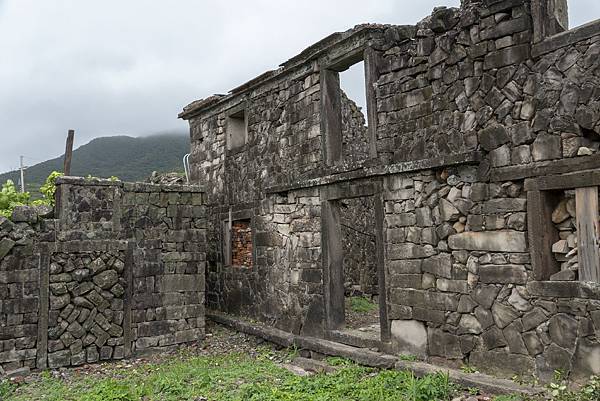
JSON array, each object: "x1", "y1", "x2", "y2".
[
  {"x1": 2, "y1": 344, "x2": 597, "y2": 401},
  {"x1": 2, "y1": 350, "x2": 460, "y2": 401},
  {"x1": 348, "y1": 296, "x2": 378, "y2": 313}
]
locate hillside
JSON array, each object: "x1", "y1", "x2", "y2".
[{"x1": 0, "y1": 134, "x2": 190, "y2": 195}]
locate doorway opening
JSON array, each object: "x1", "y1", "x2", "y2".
[
  {"x1": 340, "y1": 196, "x2": 380, "y2": 340},
  {"x1": 322, "y1": 183, "x2": 388, "y2": 348}
]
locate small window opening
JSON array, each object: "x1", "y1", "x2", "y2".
[
  {"x1": 322, "y1": 57, "x2": 373, "y2": 166},
  {"x1": 340, "y1": 62, "x2": 369, "y2": 127},
  {"x1": 231, "y1": 219, "x2": 253, "y2": 268},
  {"x1": 339, "y1": 62, "x2": 370, "y2": 163},
  {"x1": 226, "y1": 109, "x2": 247, "y2": 151}
]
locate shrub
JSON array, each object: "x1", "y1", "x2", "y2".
[
  {"x1": 37, "y1": 171, "x2": 63, "y2": 206},
  {"x1": 349, "y1": 296, "x2": 378, "y2": 313},
  {"x1": 0, "y1": 180, "x2": 30, "y2": 218},
  {"x1": 0, "y1": 171, "x2": 62, "y2": 218}
]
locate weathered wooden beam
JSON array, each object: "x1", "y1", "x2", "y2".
[
  {"x1": 364, "y1": 47, "x2": 380, "y2": 160},
  {"x1": 576, "y1": 187, "x2": 600, "y2": 283},
  {"x1": 63, "y1": 129, "x2": 75, "y2": 175},
  {"x1": 492, "y1": 153, "x2": 600, "y2": 182},
  {"x1": 525, "y1": 170, "x2": 600, "y2": 191},
  {"x1": 527, "y1": 190, "x2": 561, "y2": 280},
  {"x1": 320, "y1": 69, "x2": 342, "y2": 166}
]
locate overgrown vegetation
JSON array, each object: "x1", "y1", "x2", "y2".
[
  {"x1": 0, "y1": 171, "x2": 62, "y2": 218},
  {"x1": 348, "y1": 296, "x2": 378, "y2": 313}
]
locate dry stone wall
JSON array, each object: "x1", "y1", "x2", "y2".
[
  {"x1": 182, "y1": 0, "x2": 600, "y2": 381},
  {"x1": 48, "y1": 248, "x2": 127, "y2": 368},
  {"x1": 0, "y1": 178, "x2": 206, "y2": 376}
]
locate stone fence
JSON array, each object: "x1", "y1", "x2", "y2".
[{"x1": 0, "y1": 177, "x2": 206, "y2": 376}]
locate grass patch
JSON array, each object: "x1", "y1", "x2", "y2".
[
  {"x1": 348, "y1": 296, "x2": 378, "y2": 313},
  {"x1": 5, "y1": 350, "x2": 460, "y2": 401},
  {"x1": 4, "y1": 338, "x2": 598, "y2": 401}
]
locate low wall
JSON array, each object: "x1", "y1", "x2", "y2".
[{"x1": 0, "y1": 177, "x2": 206, "y2": 375}]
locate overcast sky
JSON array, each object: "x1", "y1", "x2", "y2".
[{"x1": 0, "y1": 1, "x2": 598, "y2": 173}]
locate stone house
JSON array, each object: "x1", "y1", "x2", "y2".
[{"x1": 180, "y1": 0, "x2": 600, "y2": 380}]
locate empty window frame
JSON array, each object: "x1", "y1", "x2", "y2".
[
  {"x1": 527, "y1": 174, "x2": 600, "y2": 283},
  {"x1": 321, "y1": 48, "x2": 378, "y2": 166},
  {"x1": 226, "y1": 106, "x2": 248, "y2": 151},
  {"x1": 223, "y1": 217, "x2": 253, "y2": 268}
]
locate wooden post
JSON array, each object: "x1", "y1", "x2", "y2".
[
  {"x1": 63, "y1": 129, "x2": 74, "y2": 175},
  {"x1": 576, "y1": 187, "x2": 600, "y2": 283},
  {"x1": 320, "y1": 69, "x2": 342, "y2": 166},
  {"x1": 364, "y1": 47, "x2": 380, "y2": 160},
  {"x1": 528, "y1": 190, "x2": 561, "y2": 280}
]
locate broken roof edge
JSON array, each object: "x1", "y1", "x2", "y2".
[
  {"x1": 178, "y1": 24, "x2": 390, "y2": 120},
  {"x1": 178, "y1": 2, "x2": 468, "y2": 121}
]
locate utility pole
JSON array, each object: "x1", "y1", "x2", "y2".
[{"x1": 19, "y1": 156, "x2": 26, "y2": 193}]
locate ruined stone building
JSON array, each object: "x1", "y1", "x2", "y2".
[{"x1": 180, "y1": 0, "x2": 600, "y2": 380}]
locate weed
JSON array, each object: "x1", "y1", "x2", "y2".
[
  {"x1": 399, "y1": 354, "x2": 418, "y2": 361},
  {"x1": 348, "y1": 296, "x2": 378, "y2": 313},
  {"x1": 0, "y1": 379, "x2": 16, "y2": 398},
  {"x1": 467, "y1": 386, "x2": 480, "y2": 395},
  {"x1": 325, "y1": 356, "x2": 352, "y2": 366},
  {"x1": 547, "y1": 373, "x2": 600, "y2": 401},
  {"x1": 492, "y1": 395, "x2": 524, "y2": 401},
  {"x1": 460, "y1": 364, "x2": 479, "y2": 374}
]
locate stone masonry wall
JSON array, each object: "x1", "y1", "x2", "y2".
[
  {"x1": 383, "y1": 166, "x2": 599, "y2": 381},
  {"x1": 0, "y1": 177, "x2": 206, "y2": 376},
  {"x1": 121, "y1": 183, "x2": 206, "y2": 353},
  {"x1": 205, "y1": 187, "x2": 323, "y2": 335},
  {"x1": 47, "y1": 248, "x2": 127, "y2": 368},
  {"x1": 0, "y1": 213, "x2": 47, "y2": 376},
  {"x1": 183, "y1": 0, "x2": 600, "y2": 381}
]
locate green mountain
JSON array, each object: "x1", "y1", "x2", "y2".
[{"x1": 0, "y1": 133, "x2": 190, "y2": 195}]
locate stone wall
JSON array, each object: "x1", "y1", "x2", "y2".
[
  {"x1": 0, "y1": 214, "x2": 46, "y2": 376},
  {"x1": 122, "y1": 183, "x2": 206, "y2": 353},
  {"x1": 182, "y1": 0, "x2": 600, "y2": 381},
  {"x1": 383, "y1": 166, "x2": 599, "y2": 381},
  {"x1": 0, "y1": 178, "x2": 206, "y2": 376},
  {"x1": 47, "y1": 247, "x2": 127, "y2": 368}
]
